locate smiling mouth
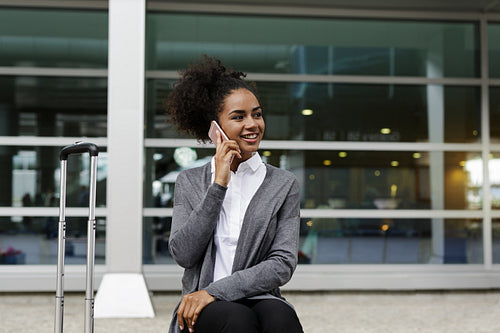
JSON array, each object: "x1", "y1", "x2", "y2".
[{"x1": 241, "y1": 133, "x2": 258, "y2": 139}]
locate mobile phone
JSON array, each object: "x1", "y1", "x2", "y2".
[
  {"x1": 208, "y1": 120, "x2": 229, "y2": 144},
  {"x1": 208, "y1": 120, "x2": 235, "y2": 163}
]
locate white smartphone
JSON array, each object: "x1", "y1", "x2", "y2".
[{"x1": 208, "y1": 120, "x2": 229, "y2": 143}]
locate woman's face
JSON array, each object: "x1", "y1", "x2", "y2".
[{"x1": 218, "y1": 88, "x2": 265, "y2": 161}]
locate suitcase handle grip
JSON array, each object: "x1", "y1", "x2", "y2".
[{"x1": 60, "y1": 142, "x2": 99, "y2": 160}]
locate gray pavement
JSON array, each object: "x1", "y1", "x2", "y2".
[{"x1": 3, "y1": 290, "x2": 500, "y2": 332}]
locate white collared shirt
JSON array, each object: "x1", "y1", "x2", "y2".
[{"x1": 211, "y1": 153, "x2": 267, "y2": 282}]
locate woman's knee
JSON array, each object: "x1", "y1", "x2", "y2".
[
  {"x1": 250, "y1": 299, "x2": 303, "y2": 333},
  {"x1": 195, "y1": 301, "x2": 259, "y2": 333}
]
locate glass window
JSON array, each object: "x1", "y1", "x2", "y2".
[
  {"x1": 1, "y1": 146, "x2": 107, "y2": 207},
  {"x1": 491, "y1": 87, "x2": 500, "y2": 141},
  {"x1": 488, "y1": 23, "x2": 500, "y2": 78},
  {"x1": 298, "y1": 218, "x2": 482, "y2": 264},
  {"x1": 147, "y1": 13, "x2": 478, "y2": 77},
  {"x1": 145, "y1": 148, "x2": 479, "y2": 210},
  {"x1": 0, "y1": 8, "x2": 108, "y2": 68},
  {"x1": 143, "y1": 216, "x2": 173, "y2": 265},
  {"x1": 146, "y1": 79, "x2": 480, "y2": 143},
  {"x1": 493, "y1": 218, "x2": 500, "y2": 263},
  {"x1": 145, "y1": 79, "x2": 185, "y2": 140},
  {"x1": 490, "y1": 152, "x2": 500, "y2": 209},
  {"x1": 144, "y1": 147, "x2": 215, "y2": 208},
  {"x1": 0, "y1": 216, "x2": 106, "y2": 265},
  {"x1": 0, "y1": 76, "x2": 107, "y2": 137}
]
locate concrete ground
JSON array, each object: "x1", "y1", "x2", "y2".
[{"x1": 3, "y1": 290, "x2": 500, "y2": 332}]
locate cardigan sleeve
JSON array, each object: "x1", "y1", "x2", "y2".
[
  {"x1": 168, "y1": 170, "x2": 227, "y2": 269},
  {"x1": 204, "y1": 177, "x2": 300, "y2": 301}
]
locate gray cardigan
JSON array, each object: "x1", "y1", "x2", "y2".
[{"x1": 168, "y1": 162, "x2": 300, "y2": 333}]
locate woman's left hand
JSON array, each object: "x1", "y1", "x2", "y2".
[{"x1": 177, "y1": 289, "x2": 215, "y2": 332}]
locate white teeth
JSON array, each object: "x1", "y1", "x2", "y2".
[{"x1": 242, "y1": 134, "x2": 258, "y2": 139}]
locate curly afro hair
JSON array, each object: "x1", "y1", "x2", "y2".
[{"x1": 165, "y1": 55, "x2": 259, "y2": 142}]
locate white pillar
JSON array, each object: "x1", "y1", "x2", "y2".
[
  {"x1": 95, "y1": 0, "x2": 154, "y2": 318},
  {"x1": 426, "y1": 32, "x2": 445, "y2": 264}
]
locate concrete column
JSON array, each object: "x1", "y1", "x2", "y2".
[{"x1": 94, "y1": 0, "x2": 154, "y2": 318}]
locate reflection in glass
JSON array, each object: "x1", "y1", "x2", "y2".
[
  {"x1": 145, "y1": 79, "x2": 184, "y2": 140},
  {"x1": 146, "y1": 80, "x2": 480, "y2": 143},
  {"x1": 300, "y1": 150, "x2": 481, "y2": 210},
  {"x1": 0, "y1": 77, "x2": 107, "y2": 137},
  {"x1": 147, "y1": 13, "x2": 478, "y2": 77},
  {"x1": 1, "y1": 146, "x2": 107, "y2": 207},
  {"x1": 0, "y1": 8, "x2": 108, "y2": 68},
  {"x1": 143, "y1": 217, "x2": 174, "y2": 265},
  {"x1": 488, "y1": 24, "x2": 500, "y2": 78},
  {"x1": 491, "y1": 87, "x2": 500, "y2": 142},
  {"x1": 0, "y1": 216, "x2": 106, "y2": 265},
  {"x1": 490, "y1": 152, "x2": 500, "y2": 209},
  {"x1": 493, "y1": 218, "x2": 500, "y2": 263},
  {"x1": 298, "y1": 218, "x2": 482, "y2": 264},
  {"x1": 144, "y1": 148, "x2": 215, "y2": 208},
  {"x1": 455, "y1": 153, "x2": 500, "y2": 210},
  {"x1": 145, "y1": 148, "x2": 478, "y2": 210}
]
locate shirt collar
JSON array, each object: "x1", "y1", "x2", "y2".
[{"x1": 211, "y1": 152, "x2": 263, "y2": 174}]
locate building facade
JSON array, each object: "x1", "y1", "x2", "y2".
[{"x1": 1, "y1": 0, "x2": 500, "y2": 291}]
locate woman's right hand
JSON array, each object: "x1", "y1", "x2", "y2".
[
  {"x1": 213, "y1": 130, "x2": 240, "y2": 187},
  {"x1": 177, "y1": 289, "x2": 215, "y2": 332}
]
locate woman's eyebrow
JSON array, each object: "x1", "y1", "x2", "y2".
[
  {"x1": 228, "y1": 106, "x2": 262, "y2": 116},
  {"x1": 228, "y1": 110, "x2": 246, "y2": 116}
]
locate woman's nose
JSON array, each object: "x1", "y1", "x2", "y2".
[{"x1": 243, "y1": 116, "x2": 258, "y2": 129}]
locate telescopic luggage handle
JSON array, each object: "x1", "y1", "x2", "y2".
[
  {"x1": 55, "y1": 142, "x2": 99, "y2": 333},
  {"x1": 60, "y1": 142, "x2": 99, "y2": 160}
]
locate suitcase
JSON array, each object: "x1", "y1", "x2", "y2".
[{"x1": 55, "y1": 142, "x2": 99, "y2": 333}]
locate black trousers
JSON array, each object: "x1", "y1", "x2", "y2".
[{"x1": 192, "y1": 298, "x2": 303, "y2": 333}]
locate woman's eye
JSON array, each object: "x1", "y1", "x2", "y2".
[{"x1": 254, "y1": 112, "x2": 262, "y2": 118}]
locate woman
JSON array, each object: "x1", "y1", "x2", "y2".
[{"x1": 166, "y1": 55, "x2": 303, "y2": 333}]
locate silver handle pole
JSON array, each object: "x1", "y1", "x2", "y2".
[
  {"x1": 84, "y1": 155, "x2": 98, "y2": 333},
  {"x1": 55, "y1": 160, "x2": 67, "y2": 333}
]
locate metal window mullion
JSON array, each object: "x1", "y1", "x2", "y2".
[
  {"x1": 144, "y1": 138, "x2": 483, "y2": 152},
  {"x1": 481, "y1": 17, "x2": 493, "y2": 269},
  {"x1": 146, "y1": 70, "x2": 482, "y2": 86},
  {"x1": 0, "y1": 207, "x2": 107, "y2": 217},
  {"x1": 248, "y1": 74, "x2": 481, "y2": 85},
  {"x1": 142, "y1": 207, "x2": 483, "y2": 220},
  {"x1": 258, "y1": 141, "x2": 482, "y2": 152},
  {"x1": 0, "y1": 136, "x2": 107, "y2": 147},
  {"x1": 0, "y1": 67, "x2": 107, "y2": 78},
  {"x1": 146, "y1": 2, "x2": 488, "y2": 22},
  {"x1": 0, "y1": 0, "x2": 108, "y2": 9}
]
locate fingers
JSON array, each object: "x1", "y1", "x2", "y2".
[
  {"x1": 216, "y1": 140, "x2": 241, "y2": 164},
  {"x1": 177, "y1": 291, "x2": 215, "y2": 332},
  {"x1": 177, "y1": 299, "x2": 186, "y2": 331},
  {"x1": 215, "y1": 130, "x2": 241, "y2": 161},
  {"x1": 213, "y1": 130, "x2": 241, "y2": 187},
  {"x1": 177, "y1": 297, "x2": 194, "y2": 332},
  {"x1": 177, "y1": 297, "x2": 196, "y2": 332},
  {"x1": 184, "y1": 303, "x2": 203, "y2": 332}
]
